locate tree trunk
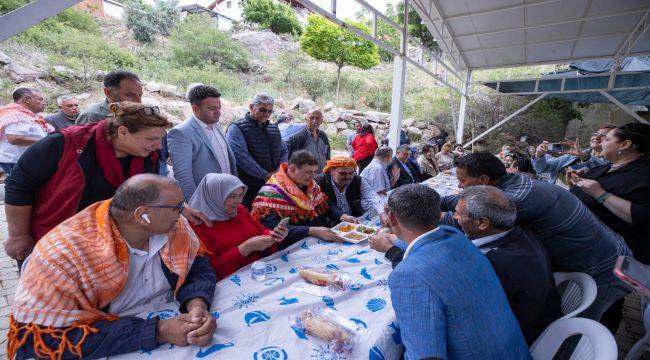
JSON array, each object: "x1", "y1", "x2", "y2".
[{"x1": 335, "y1": 65, "x2": 343, "y2": 101}]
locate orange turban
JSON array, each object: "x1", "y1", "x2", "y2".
[{"x1": 323, "y1": 156, "x2": 358, "y2": 173}]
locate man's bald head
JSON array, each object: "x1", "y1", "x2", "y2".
[{"x1": 110, "y1": 174, "x2": 179, "y2": 217}]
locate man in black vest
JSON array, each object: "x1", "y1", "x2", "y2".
[
  {"x1": 389, "y1": 144, "x2": 425, "y2": 189},
  {"x1": 315, "y1": 156, "x2": 385, "y2": 226},
  {"x1": 226, "y1": 93, "x2": 288, "y2": 209},
  {"x1": 285, "y1": 109, "x2": 331, "y2": 173}
]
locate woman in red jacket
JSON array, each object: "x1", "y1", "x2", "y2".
[
  {"x1": 189, "y1": 173, "x2": 288, "y2": 280},
  {"x1": 352, "y1": 123, "x2": 378, "y2": 172}
]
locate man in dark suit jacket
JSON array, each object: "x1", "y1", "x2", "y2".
[
  {"x1": 389, "y1": 144, "x2": 425, "y2": 188},
  {"x1": 369, "y1": 184, "x2": 563, "y2": 345},
  {"x1": 453, "y1": 185, "x2": 563, "y2": 345}
]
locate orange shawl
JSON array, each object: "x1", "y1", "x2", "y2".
[{"x1": 8, "y1": 199, "x2": 202, "y2": 359}]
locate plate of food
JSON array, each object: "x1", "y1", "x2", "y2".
[
  {"x1": 332, "y1": 222, "x2": 356, "y2": 233},
  {"x1": 355, "y1": 225, "x2": 376, "y2": 235}
]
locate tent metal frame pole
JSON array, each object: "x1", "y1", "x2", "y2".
[
  {"x1": 599, "y1": 91, "x2": 649, "y2": 124},
  {"x1": 388, "y1": 0, "x2": 409, "y2": 151},
  {"x1": 456, "y1": 70, "x2": 471, "y2": 145},
  {"x1": 464, "y1": 93, "x2": 548, "y2": 147},
  {"x1": 294, "y1": 0, "x2": 462, "y2": 94},
  {"x1": 0, "y1": 0, "x2": 83, "y2": 42}
]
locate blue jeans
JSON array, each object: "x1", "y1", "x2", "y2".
[{"x1": 0, "y1": 162, "x2": 15, "y2": 174}]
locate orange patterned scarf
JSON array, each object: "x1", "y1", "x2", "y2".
[
  {"x1": 7, "y1": 199, "x2": 202, "y2": 360},
  {"x1": 251, "y1": 163, "x2": 328, "y2": 223}
]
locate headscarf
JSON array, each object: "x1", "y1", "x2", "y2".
[
  {"x1": 323, "y1": 156, "x2": 358, "y2": 173},
  {"x1": 189, "y1": 173, "x2": 247, "y2": 221}
]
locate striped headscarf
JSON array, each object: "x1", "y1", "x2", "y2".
[
  {"x1": 0, "y1": 103, "x2": 51, "y2": 138},
  {"x1": 7, "y1": 199, "x2": 202, "y2": 359},
  {"x1": 323, "y1": 156, "x2": 357, "y2": 173}
]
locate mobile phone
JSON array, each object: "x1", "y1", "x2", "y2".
[
  {"x1": 614, "y1": 256, "x2": 650, "y2": 297},
  {"x1": 547, "y1": 143, "x2": 570, "y2": 156},
  {"x1": 277, "y1": 217, "x2": 290, "y2": 229}
]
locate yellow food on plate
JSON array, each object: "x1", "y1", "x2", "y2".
[
  {"x1": 337, "y1": 224, "x2": 355, "y2": 232},
  {"x1": 344, "y1": 233, "x2": 365, "y2": 240},
  {"x1": 299, "y1": 268, "x2": 337, "y2": 286}
]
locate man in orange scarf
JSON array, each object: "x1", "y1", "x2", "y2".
[
  {"x1": 8, "y1": 175, "x2": 217, "y2": 360},
  {"x1": 252, "y1": 150, "x2": 344, "y2": 249}
]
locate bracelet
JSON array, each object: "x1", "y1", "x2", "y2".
[{"x1": 596, "y1": 192, "x2": 613, "y2": 204}]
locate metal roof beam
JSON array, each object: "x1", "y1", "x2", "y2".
[
  {"x1": 444, "y1": 0, "x2": 563, "y2": 21},
  {"x1": 0, "y1": 0, "x2": 83, "y2": 42},
  {"x1": 411, "y1": 0, "x2": 466, "y2": 70},
  {"x1": 599, "y1": 91, "x2": 649, "y2": 124},
  {"x1": 441, "y1": 7, "x2": 649, "y2": 41}
]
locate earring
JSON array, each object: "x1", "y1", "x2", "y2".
[{"x1": 618, "y1": 149, "x2": 623, "y2": 155}]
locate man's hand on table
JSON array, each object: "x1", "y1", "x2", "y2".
[
  {"x1": 186, "y1": 298, "x2": 217, "y2": 346},
  {"x1": 309, "y1": 227, "x2": 345, "y2": 242},
  {"x1": 156, "y1": 315, "x2": 201, "y2": 346},
  {"x1": 369, "y1": 233, "x2": 397, "y2": 253}
]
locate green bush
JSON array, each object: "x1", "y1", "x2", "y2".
[
  {"x1": 0, "y1": 0, "x2": 27, "y2": 15},
  {"x1": 54, "y1": 8, "x2": 99, "y2": 33},
  {"x1": 296, "y1": 68, "x2": 330, "y2": 101},
  {"x1": 170, "y1": 14, "x2": 250, "y2": 71},
  {"x1": 242, "y1": 0, "x2": 302, "y2": 35},
  {"x1": 125, "y1": 0, "x2": 179, "y2": 43},
  {"x1": 18, "y1": 24, "x2": 136, "y2": 70}
]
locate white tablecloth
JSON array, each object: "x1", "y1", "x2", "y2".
[{"x1": 112, "y1": 237, "x2": 403, "y2": 360}]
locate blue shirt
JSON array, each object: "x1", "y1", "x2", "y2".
[{"x1": 389, "y1": 226, "x2": 530, "y2": 360}]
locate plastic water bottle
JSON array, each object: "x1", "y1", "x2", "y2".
[{"x1": 251, "y1": 261, "x2": 267, "y2": 281}]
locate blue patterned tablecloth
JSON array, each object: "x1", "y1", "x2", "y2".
[{"x1": 111, "y1": 236, "x2": 403, "y2": 360}]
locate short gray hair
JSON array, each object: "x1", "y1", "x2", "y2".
[
  {"x1": 251, "y1": 92, "x2": 274, "y2": 107},
  {"x1": 396, "y1": 144, "x2": 410, "y2": 154},
  {"x1": 388, "y1": 184, "x2": 441, "y2": 230},
  {"x1": 375, "y1": 146, "x2": 393, "y2": 159},
  {"x1": 56, "y1": 95, "x2": 75, "y2": 106},
  {"x1": 458, "y1": 185, "x2": 516, "y2": 230}
]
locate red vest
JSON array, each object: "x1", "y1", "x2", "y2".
[{"x1": 30, "y1": 122, "x2": 103, "y2": 241}]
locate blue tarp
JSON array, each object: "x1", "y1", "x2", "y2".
[{"x1": 483, "y1": 57, "x2": 650, "y2": 106}]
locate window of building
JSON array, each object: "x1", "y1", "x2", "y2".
[{"x1": 227, "y1": 1, "x2": 232, "y2": 8}]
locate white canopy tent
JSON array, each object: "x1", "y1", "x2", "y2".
[{"x1": 1, "y1": 0, "x2": 649, "y2": 148}]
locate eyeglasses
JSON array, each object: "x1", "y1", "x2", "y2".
[
  {"x1": 122, "y1": 106, "x2": 161, "y2": 117},
  {"x1": 147, "y1": 201, "x2": 185, "y2": 213}
]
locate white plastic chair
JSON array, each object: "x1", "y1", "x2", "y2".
[
  {"x1": 624, "y1": 294, "x2": 650, "y2": 360},
  {"x1": 530, "y1": 318, "x2": 618, "y2": 360},
  {"x1": 554, "y1": 272, "x2": 597, "y2": 320}
]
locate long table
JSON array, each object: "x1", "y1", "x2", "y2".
[{"x1": 112, "y1": 236, "x2": 403, "y2": 360}]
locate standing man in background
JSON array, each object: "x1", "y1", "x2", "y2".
[
  {"x1": 226, "y1": 93, "x2": 288, "y2": 209},
  {"x1": 0, "y1": 88, "x2": 52, "y2": 174},
  {"x1": 45, "y1": 95, "x2": 79, "y2": 130},
  {"x1": 76, "y1": 70, "x2": 143, "y2": 125},
  {"x1": 168, "y1": 85, "x2": 237, "y2": 201}
]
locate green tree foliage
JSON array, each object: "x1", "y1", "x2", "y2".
[
  {"x1": 357, "y1": 4, "x2": 399, "y2": 62},
  {"x1": 396, "y1": 2, "x2": 440, "y2": 53},
  {"x1": 242, "y1": 0, "x2": 302, "y2": 35},
  {"x1": 125, "y1": 0, "x2": 180, "y2": 44},
  {"x1": 300, "y1": 15, "x2": 380, "y2": 99},
  {"x1": 170, "y1": 14, "x2": 250, "y2": 71},
  {"x1": 0, "y1": 0, "x2": 27, "y2": 15}
]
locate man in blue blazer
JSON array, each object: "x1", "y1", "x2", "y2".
[
  {"x1": 386, "y1": 184, "x2": 531, "y2": 359},
  {"x1": 168, "y1": 85, "x2": 237, "y2": 200}
]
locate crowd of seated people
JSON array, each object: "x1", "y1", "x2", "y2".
[{"x1": 2, "y1": 69, "x2": 650, "y2": 359}]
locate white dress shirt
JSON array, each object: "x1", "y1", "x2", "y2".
[
  {"x1": 403, "y1": 227, "x2": 440, "y2": 260},
  {"x1": 0, "y1": 122, "x2": 50, "y2": 163},
  {"x1": 108, "y1": 234, "x2": 173, "y2": 317},
  {"x1": 471, "y1": 230, "x2": 511, "y2": 254},
  {"x1": 197, "y1": 117, "x2": 231, "y2": 174}
]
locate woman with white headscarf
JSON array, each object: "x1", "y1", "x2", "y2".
[{"x1": 189, "y1": 173, "x2": 288, "y2": 279}]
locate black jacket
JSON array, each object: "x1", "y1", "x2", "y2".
[
  {"x1": 315, "y1": 173, "x2": 365, "y2": 222},
  {"x1": 384, "y1": 226, "x2": 563, "y2": 345},
  {"x1": 285, "y1": 127, "x2": 331, "y2": 161},
  {"x1": 477, "y1": 226, "x2": 563, "y2": 345},
  {"x1": 229, "y1": 113, "x2": 284, "y2": 183},
  {"x1": 389, "y1": 157, "x2": 424, "y2": 188}
]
